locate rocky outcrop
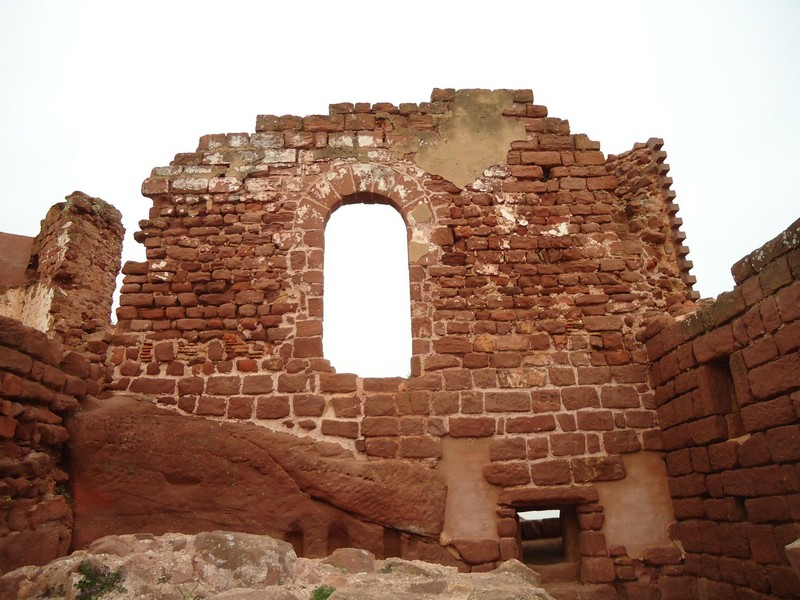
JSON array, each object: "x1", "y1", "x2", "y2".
[
  {"x1": 66, "y1": 395, "x2": 450, "y2": 563},
  {"x1": 0, "y1": 530, "x2": 553, "y2": 600}
]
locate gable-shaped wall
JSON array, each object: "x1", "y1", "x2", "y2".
[{"x1": 102, "y1": 89, "x2": 697, "y2": 585}]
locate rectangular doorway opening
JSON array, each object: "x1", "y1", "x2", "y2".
[{"x1": 517, "y1": 507, "x2": 580, "y2": 582}]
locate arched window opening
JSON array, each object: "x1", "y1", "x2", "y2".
[{"x1": 323, "y1": 203, "x2": 412, "y2": 378}]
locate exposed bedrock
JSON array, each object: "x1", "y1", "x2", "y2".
[{"x1": 66, "y1": 395, "x2": 449, "y2": 562}]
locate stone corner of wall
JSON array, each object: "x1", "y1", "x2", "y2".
[{"x1": 731, "y1": 216, "x2": 800, "y2": 285}]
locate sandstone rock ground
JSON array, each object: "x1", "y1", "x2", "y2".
[{"x1": 0, "y1": 531, "x2": 554, "y2": 600}]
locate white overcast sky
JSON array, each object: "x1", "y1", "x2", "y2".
[{"x1": 1, "y1": 0, "x2": 798, "y2": 306}]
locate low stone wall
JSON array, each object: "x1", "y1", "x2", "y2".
[
  {"x1": 646, "y1": 218, "x2": 800, "y2": 599},
  {"x1": 0, "y1": 317, "x2": 89, "y2": 573}
]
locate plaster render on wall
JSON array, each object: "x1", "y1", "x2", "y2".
[{"x1": 415, "y1": 90, "x2": 527, "y2": 189}]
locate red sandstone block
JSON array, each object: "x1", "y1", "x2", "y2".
[
  {"x1": 0, "y1": 347, "x2": 33, "y2": 376},
  {"x1": 748, "y1": 525, "x2": 783, "y2": 564},
  {"x1": 362, "y1": 378, "x2": 403, "y2": 392},
  {"x1": 321, "y1": 419, "x2": 359, "y2": 439},
  {"x1": 708, "y1": 441, "x2": 739, "y2": 471},
  {"x1": 119, "y1": 293, "x2": 154, "y2": 308},
  {"x1": 688, "y1": 415, "x2": 728, "y2": 445},
  {"x1": 196, "y1": 396, "x2": 226, "y2": 416},
  {"x1": 741, "y1": 395, "x2": 795, "y2": 432},
  {"x1": 489, "y1": 437, "x2": 527, "y2": 461},
  {"x1": 399, "y1": 435, "x2": 441, "y2": 458},
  {"x1": 405, "y1": 374, "x2": 443, "y2": 391},
  {"x1": 485, "y1": 391, "x2": 530, "y2": 412},
  {"x1": 483, "y1": 461, "x2": 530, "y2": 486},
  {"x1": 328, "y1": 396, "x2": 359, "y2": 418},
  {"x1": 276, "y1": 373, "x2": 311, "y2": 393},
  {"x1": 177, "y1": 378, "x2": 204, "y2": 395},
  {"x1": 241, "y1": 375, "x2": 273, "y2": 395},
  {"x1": 318, "y1": 373, "x2": 357, "y2": 393},
  {"x1": 293, "y1": 337, "x2": 322, "y2": 358},
  {"x1": 302, "y1": 114, "x2": 344, "y2": 132},
  {"x1": 745, "y1": 496, "x2": 791, "y2": 523},
  {"x1": 693, "y1": 326, "x2": 738, "y2": 363},
  {"x1": 581, "y1": 557, "x2": 616, "y2": 583},
  {"x1": 527, "y1": 460, "x2": 571, "y2": 488},
  {"x1": 433, "y1": 336, "x2": 472, "y2": 354},
  {"x1": 747, "y1": 353, "x2": 800, "y2": 400},
  {"x1": 666, "y1": 449, "x2": 693, "y2": 477},
  {"x1": 587, "y1": 175, "x2": 618, "y2": 190},
  {"x1": 550, "y1": 432, "x2": 586, "y2": 456},
  {"x1": 364, "y1": 437, "x2": 397, "y2": 458},
  {"x1": 442, "y1": 368, "x2": 472, "y2": 390},
  {"x1": 255, "y1": 396, "x2": 290, "y2": 419},
  {"x1": 561, "y1": 387, "x2": 600, "y2": 410},
  {"x1": 577, "y1": 367, "x2": 612, "y2": 385},
  {"x1": 765, "y1": 424, "x2": 800, "y2": 463},
  {"x1": 774, "y1": 319, "x2": 800, "y2": 355},
  {"x1": 206, "y1": 376, "x2": 241, "y2": 395},
  {"x1": 293, "y1": 394, "x2": 325, "y2": 417},
  {"x1": 449, "y1": 416, "x2": 495, "y2": 437},
  {"x1": 227, "y1": 396, "x2": 253, "y2": 419},
  {"x1": 576, "y1": 410, "x2": 614, "y2": 431},
  {"x1": 603, "y1": 430, "x2": 641, "y2": 454},
  {"x1": 572, "y1": 456, "x2": 626, "y2": 482},
  {"x1": 361, "y1": 416, "x2": 399, "y2": 437},
  {"x1": 129, "y1": 378, "x2": 175, "y2": 394},
  {"x1": 579, "y1": 531, "x2": 608, "y2": 556},
  {"x1": 520, "y1": 151, "x2": 561, "y2": 166},
  {"x1": 364, "y1": 395, "x2": 397, "y2": 416},
  {"x1": 766, "y1": 565, "x2": 800, "y2": 598},
  {"x1": 600, "y1": 386, "x2": 640, "y2": 408},
  {"x1": 505, "y1": 414, "x2": 556, "y2": 433},
  {"x1": 775, "y1": 281, "x2": 800, "y2": 323}
]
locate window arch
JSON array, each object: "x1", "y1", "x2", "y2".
[{"x1": 322, "y1": 201, "x2": 412, "y2": 378}]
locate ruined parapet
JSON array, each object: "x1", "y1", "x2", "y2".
[
  {"x1": 0, "y1": 192, "x2": 124, "y2": 355},
  {"x1": 645, "y1": 218, "x2": 800, "y2": 598},
  {"x1": 0, "y1": 317, "x2": 91, "y2": 574},
  {"x1": 606, "y1": 138, "x2": 699, "y2": 312}
]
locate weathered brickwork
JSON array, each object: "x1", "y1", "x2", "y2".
[
  {"x1": 0, "y1": 317, "x2": 89, "y2": 572},
  {"x1": 97, "y1": 89, "x2": 701, "y2": 588},
  {"x1": 0, "y1": 191, "x2": 124, "y2": 358},
  {"x1": 0, "y1": 88, "x2": 797, "y2": 600},
  {"x1": 646, "y1": 218, "x2": 800, "y2": 599}
]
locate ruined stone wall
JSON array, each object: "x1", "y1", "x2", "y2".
[
  {"x1": 646, "y1": 219, "x2": 800, "y2": 599},
  {"x1": 0, "y1": 192, "x2": 124, "y2": 358},
  {"x1": 103, "y1": 89, "x2": 698, "y2": 583},
  {"x1": 0, "y1": 317, "x2": 90, "y2": 574}
]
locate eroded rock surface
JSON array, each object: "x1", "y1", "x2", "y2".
[
  {"x1": 66, "y1": 395, "x2": 449, "y2": 563},
  {"x1": 0, "y1": 531, "x2": 553, "y2": 600}
]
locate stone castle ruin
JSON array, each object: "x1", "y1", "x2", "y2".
[{"x1": 1, "y1": 89, "x2": 798, "y2": 599}]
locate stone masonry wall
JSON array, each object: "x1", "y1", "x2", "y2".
[
  {"x1": 104, "y1": 89, "x2": 698, "y2": 583},
  {"x1": 0, "y1": 316, "x2": 91, "y2": 574},
  {"x1": 646, "y1": 218, "x2": 800, "y2": 599},
  {"x1": 24, "y1": 191, "x2": 124, "y2": 354}
]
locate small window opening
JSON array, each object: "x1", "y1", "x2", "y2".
[
  {"x1": 323, "y1": 203, "x2": 412, "y2": 378},
  {"x1": 286, "y1": 521, "x2": 304, "y2": 557},
  {"x1": 517, "y1": 507, "x2": 580, "y2": 582},
  {"x1": 715, "y1": 358, "x2": 745, "y2": 438},
  {"x1": 326, "y1": 521, "x2": 350, "y2": 554},
  {"x1": 383, "y1": 527, "x2": 402, "y2": 558}
]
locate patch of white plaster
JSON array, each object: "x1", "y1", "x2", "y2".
[
  {"x1": 21, "y1": 284, "x2": 55, "y2": 334},
  {"x1": 0, "y1": 288, "x2": 25, "y2": 321},
  {"x1": 544, "y1": 222, "x2": 571, "y2": 237}
]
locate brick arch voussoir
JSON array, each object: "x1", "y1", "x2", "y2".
[{"x1": 301, "y1": 162, "x2": 433, "y2": 227}]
